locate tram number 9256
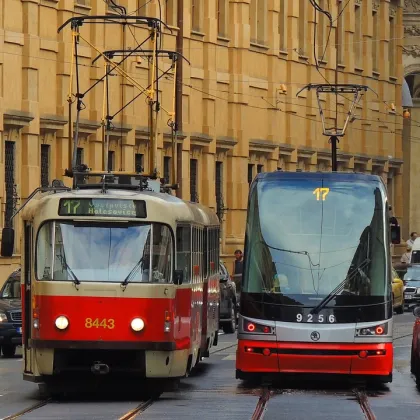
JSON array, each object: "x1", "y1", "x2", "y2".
[{"x1": 296, "y1": 313, "x2": 336, "y2": 324}]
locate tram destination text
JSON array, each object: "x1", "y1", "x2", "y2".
[{"x1": 58, "y1": 198, "x2": 147, "y2": 218}]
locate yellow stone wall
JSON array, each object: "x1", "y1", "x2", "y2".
[{"x1": 0, "y1": 0, "x2": 404, "y2": 278}]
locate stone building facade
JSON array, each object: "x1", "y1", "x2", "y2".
[
  {"x1": 0, "y1": 0, "x2": 405, "y2": 281},
  {"x1": 404, "y1": 1, "x2": 420, "y2": 239}
]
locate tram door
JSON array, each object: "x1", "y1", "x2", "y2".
[{"x1": 23, "y1": 223, "x2": 33, "y2": 374}]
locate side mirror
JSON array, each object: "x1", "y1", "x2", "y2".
[
  {"x1": 173, "y1": 270, "x2": 184, "y2": 285},
  {"x1": 414, "y1": 306, "x2": 420, "y2": 318},
  {"x1": 390, "y1": 225, "x2": 401, "y2": 245},
  {"x1": 1, "y1": 227, "x2": 15, "y2": 257}
]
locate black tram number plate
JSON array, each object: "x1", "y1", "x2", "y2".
[{"x1": 295, "y1": 309, "x2": 336, "y2": 324}]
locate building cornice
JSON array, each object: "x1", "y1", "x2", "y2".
[
  {"x1": 216, "y1": 136, "x2": 237, "y2": 151},
  {"x1": 4, "y1": 110, "x2": 33, "y2": 129},
  {"x1": 74, "y1": 119, "x2": 101, "y2": 136},
  {"x1": 40, "y1": 115, "x2": 67, "y2": 132},
  {"x1": 190, "y1": 132, "x2": 213, "y2": 147},
  {"x1": 249, "y1": 139, "x2": 277, "y2": 153}
]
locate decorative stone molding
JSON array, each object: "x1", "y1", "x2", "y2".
[
  {"x1": 249, "y1": 139, "x2": 277, "y2": 153},
  {"x1": 135, "y1": 126, "x2": 150, "y2": 142},
  {"x1": 40, "y1": 115, "x2": 67, "y2": 132},
  {"x1": 74, "y1": 119, "x2": 101, "y2": 136},
  {"x1": 216, "y1": 136, "x2": 237, "y2": 152},
  {"x1": 190, "y1": 132, "x2": 212, "y2": 147},
  {"x1": 355, "y1": 0, "x2": 362, "y2": 6},
  {"x1": 403, "y1": 45, "x2": 420, "y2": 57},
  {"x1": 4, "y1": 110, "x2": 33, "y2": 129},
  {"x1": 297, "y1": 146, "x2": 316, "y2": 161},
  {"x1": 405, "y1": 0, "x2": 420, "y2": 12},
  {"x1": 105, "y1": 123, "x2": 132, "y2": 139},
  {"x1": 373, "y1": 1, "x2": 380, "y2": 12},
  {"x1": 278, "y1": 143, "x2": 295, "y2": 156},
  {"x1": 404, "y1": 26, "x2": 420, "y2": 36},
  {"x1": 389, "y1": 5, "x2": 397, "y2": 18},
  {"x1": 163, "y1": 130, "x2": 186, "y2": 140}
]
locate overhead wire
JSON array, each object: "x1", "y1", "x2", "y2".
[{"x1": 64, "y1": 2, "x2": 417, "y2": 156}]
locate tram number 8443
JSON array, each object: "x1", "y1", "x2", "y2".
[
  {"x1": 296, "y1": 313, "x2": 336, "y2": 323},
  {"x1": 85, "y1": 318, "x2": 115, "y2": 329}
]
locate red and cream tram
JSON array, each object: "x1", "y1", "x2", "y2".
[
  {"x1": 236, "y1": 171, "x2": 400, "y2": 383},
  {"x1": 1, "y1": 172, "x2": 220, "y2": 392}
]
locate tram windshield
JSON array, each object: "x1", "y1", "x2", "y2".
[
  {"x1": 243, "y1": 178, "x2": 388, "y2": 306},
  {"x1": 36, "y1": 222, "x2": 172, "y2": 283}
]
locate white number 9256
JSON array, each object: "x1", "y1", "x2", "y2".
[{"x1": 296, "y1": 313, "x2": 335, "y2": 323}]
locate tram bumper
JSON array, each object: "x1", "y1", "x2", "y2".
[
  {"x1": 27, "y1": 340, "x2": 189, "y2": 380},
  {"x1": 236, "y1": 340, "x2": 393, "y2": 379}
]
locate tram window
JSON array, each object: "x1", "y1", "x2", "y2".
[
  {"x1": 36, "y1": 223, "x2": 54, "y2": 280},
  {"x1": 208, "y1": 228, "x2": 213, "y2": 275},
  {"x1": 176, "y1": 225, "x2": 191, "y2": 283},
  {"x1": 152, "y1": 224, "x2": 172, "y2": 283},
  {"x1": 209, "y1": 228, "x2": 215, "y2": 275},
  {"x1": 199, "y1": 228, "x2": 203, "y2": 281},
  {"x1": 203, "y1": 229, "x2": 208, "y2": 278},
  {"x1": 35, "y1": 221, "x2": 175, "y2": 284},
  {"x1": 215, "y1": 228, "x2": 220, "y2": 268},
  {"x1": 192, "y1": 227, "x2": 196, "y2": 283}
]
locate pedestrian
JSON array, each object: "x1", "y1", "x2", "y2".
[
  {"x1": 406, "y1": 232, "x2": 418, "y2": 248},
  {"x1": 389, "y1": 206, "x2": 399, "y2": 228},
  {"x1": 233, "y1": 249, "x2": 243, "y2": 277},
  {"x1": 401, "y1": 245, "x2": 412, "y2": 264}
]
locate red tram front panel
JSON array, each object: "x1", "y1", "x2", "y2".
[
  {"x1": 30, "y1": 289, "x2": 192, "y2": 350},
  {"x1": 236, "y1": 316, "x2": 393, "y2": 380}
]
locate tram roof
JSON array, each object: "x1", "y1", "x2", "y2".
[
  {"x1": 255, "y1": 171, "x2": 384, "y2": 184},
  {"x1": 21, "y1": 188, "x2": 219, "y2": 227}
]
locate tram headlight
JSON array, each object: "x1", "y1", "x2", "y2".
[
  {"x1": 55, "y1": 316, "x2": 69, "y2": 330},
  {"x1": 355, "y1": 323, "x2": 388, "y2": 337},
  {"x1": 131, "y1": 318, "x2": 145, "y2": 332}
]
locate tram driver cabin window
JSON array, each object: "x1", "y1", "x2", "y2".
[{"x1": 176, "y1": 226, "x2": 191, "y2": 283}]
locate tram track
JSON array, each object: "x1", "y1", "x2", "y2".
[
  {"x1": 353, "y1": 388, "x2": 377, "y2": 420},
  {"x1": 250, "y1": 387, "x2": 271, "y2": 420},
  {"x1": 0, "y1": 395, "x2": 156, "y2": 420},
  {"x1": 118, "y1": 398, "x2": 156, "y2": 420},
  {"x1": 1, "y1": 399, "x2": 51, "y2": 420},
  {"x1": 249, "y1": 385, "x2": 378, "y2": 420}
]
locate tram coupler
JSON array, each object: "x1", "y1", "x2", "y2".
[{"x1": 91, "y1": 362, "x2": 110, "y2": 375}]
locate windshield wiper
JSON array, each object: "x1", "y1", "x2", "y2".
[
  {"x1": 310, "y1": 258, "x2": 370, "y2": 315},
  {"x1": 63, "y1": 261, "x2": 80, "y2": 285},
  {"x1": 121, "y1": 257, "x2": 144, "y2": 287}
]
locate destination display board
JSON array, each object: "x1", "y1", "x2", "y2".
[{"x1": 58, "y1": 198, "x2": 147, "y2": 218}]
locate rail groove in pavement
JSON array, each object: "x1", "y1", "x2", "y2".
[{"x1": 0, "y1": 399, "x2": 51, "y2": 420}]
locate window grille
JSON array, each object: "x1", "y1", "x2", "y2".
[
  {"x1": 190, "y1": 159, "x2": 198, "y2": 202},
  {"x1": 108, "y1": 151, "x2": 115, "y2": 172},
  {"x1": 164, "y1": 156, "x2": 171, "y2": 184},
  {"x1": 135, "y1": 153, "x2": 144, "y2": 173},
  {"x1": 5, "y1": 141, "x2": 15, "y2": 227},
  {"x1": 248, "y1": 164, "x2": 254, "y2": 187},
  {"x1": 216, "y1": 161, "x2": 223, "y2": 219},
  {"x1": 76, "y1": 148, "x2": 84, "y2": 166},
  {"x1": 41, "y1": 144, "x2": 50, "y2": 188}
]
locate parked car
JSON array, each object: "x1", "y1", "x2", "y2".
[
  {"x1": 403, "y1": 265, "x2": 420, "y2": 311},
  {"x1": 392, "y1": 267, "x2": 404, "y2": 314},
  {"x1": 219, "y1": 261, "x2": 237, "y2": 334},
  {"x1": 411, "y1": 305, "x2": 420, "y2": 385},
  {"x1": 0, "y1": 267, "x2": 22, "y2": 357}
]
